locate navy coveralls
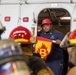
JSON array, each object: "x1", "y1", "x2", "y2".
[{"x1": 40, "y1": 30, "x2": 65, "y2": 75}]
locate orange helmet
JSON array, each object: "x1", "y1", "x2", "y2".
[
  {"x1": 69, "y1": 29, "x2": 76, "y2": 44},
  {"x1": 42, "y1": 18, "x2": 52, "y2": 25},
  {"x1": 9, "y1": 26, "x2": 32, "y2": 44}
]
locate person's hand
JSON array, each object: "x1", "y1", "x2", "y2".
[{"x1": 56, "y1": 39, "x2": 61, "y2": 44}]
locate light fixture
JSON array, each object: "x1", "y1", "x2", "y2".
[{"x1": 60, "y1": 17, "x2": 71, "y2": 20}]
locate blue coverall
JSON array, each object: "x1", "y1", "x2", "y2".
[{"x1": 40, "y1": 30, "x2": 65, "y2": 75}]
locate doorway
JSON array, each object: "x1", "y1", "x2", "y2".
[{"x1": 38, "y1": 8, "x2": 70, "y2": 35}]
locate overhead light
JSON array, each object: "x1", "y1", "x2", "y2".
[{"x1": 60, "y1": 17, "x2": 71, "y2": 20}]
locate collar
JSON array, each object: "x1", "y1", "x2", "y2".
[{"x1": 44, "y1": 30, "x2": 54, "y2": 34}]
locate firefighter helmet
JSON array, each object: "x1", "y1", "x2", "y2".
[
  {"x1": 42, "y1": 18, "x2": 52, "y2": 25},
  {"x1": 0, "y1": 39, "x2": 30, "y2": 75},
  {"x1": 60, "y1": 30, "x2": 76, "y2": 66},
  {"x1": 9, "y1": 26, "x2": 33, "y2": 44},
  {"x1": 69, "y1": 29, "x2": 76, "y2": 44},
  {"x1": 9, "y1": 26, "x2": 35, "y2": 56}
]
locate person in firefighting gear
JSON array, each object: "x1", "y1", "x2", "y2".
[
  {"x1": 9, "y1": 25, "x2": 55, "y2": 75},
  {"x1": 39, "y1": 18, "x2": 65, "y2": 75},
  {"x1": 0, "y1": 20, "x2": 6, "y2": 39},
  {"x1": 60, "y1": 29, "x2": 76, "y2": 75},
  {"x1": 0, "y1": 39, "x2": 31, "y2": 75}
]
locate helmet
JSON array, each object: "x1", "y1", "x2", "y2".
[
  {"x1": 69, "y1": 29, "x2": 76, "y2": 44},
  {"x1": 0, "y1": 39, "x2": 30, "y2": 75},
  {"x1": 42, "y1": 18, "x2": 52, "y2": 25},
  {"x1": 9, "y1": 26, "x2": 35, "y2": 56},
  {"x1": 60, "y1": 30, "x2": 76, "y2": 66},
  {"x1": 9, "y1": 26, "x2": 33, "y2": 44},
  {"x1": 67, "y1": 30, "x2": 76, "y2": 66}
]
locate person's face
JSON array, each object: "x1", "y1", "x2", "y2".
[
  {"x1": 37, "y1": 26, "x2": 42, "y2": 32},
  {"x1": 42, "y1": 24, "x2": 52, "y2": 32}
]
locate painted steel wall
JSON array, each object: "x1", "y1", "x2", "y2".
[
  {"x1": 0, "y1": 4, "x2": 38, "y2": 39},
  {"x1": 0, "y1": 0, "x2": 76, "y2": 39}
]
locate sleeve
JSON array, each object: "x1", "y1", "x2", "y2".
[{"x1": 56, "y1": 31, "x2": 64, "y2": 41}]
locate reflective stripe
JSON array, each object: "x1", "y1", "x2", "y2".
[
  {"x1": 15, "y1": 39, "x2": 28, "y2": 43},
  {"x1": 69, "y1": 39, "x2": 76, "y2": 44}
]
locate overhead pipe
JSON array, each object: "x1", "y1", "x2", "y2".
[{"x1": 0, "y1": 0, "x2": 73, "y2": 5}]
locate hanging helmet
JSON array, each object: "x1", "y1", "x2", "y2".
[
  {"x1": 68, "y1": 29, "x2": 76, "y2": 45},
  {"x1": 42, "y1": 18, "x2": 52, "y2": 25},
  {"x1": 0, "y1": 39, "x2": 30, "y2": 75},
  {"x1": 9, "y1": 26, "x2": 34, "y2": 44}
]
